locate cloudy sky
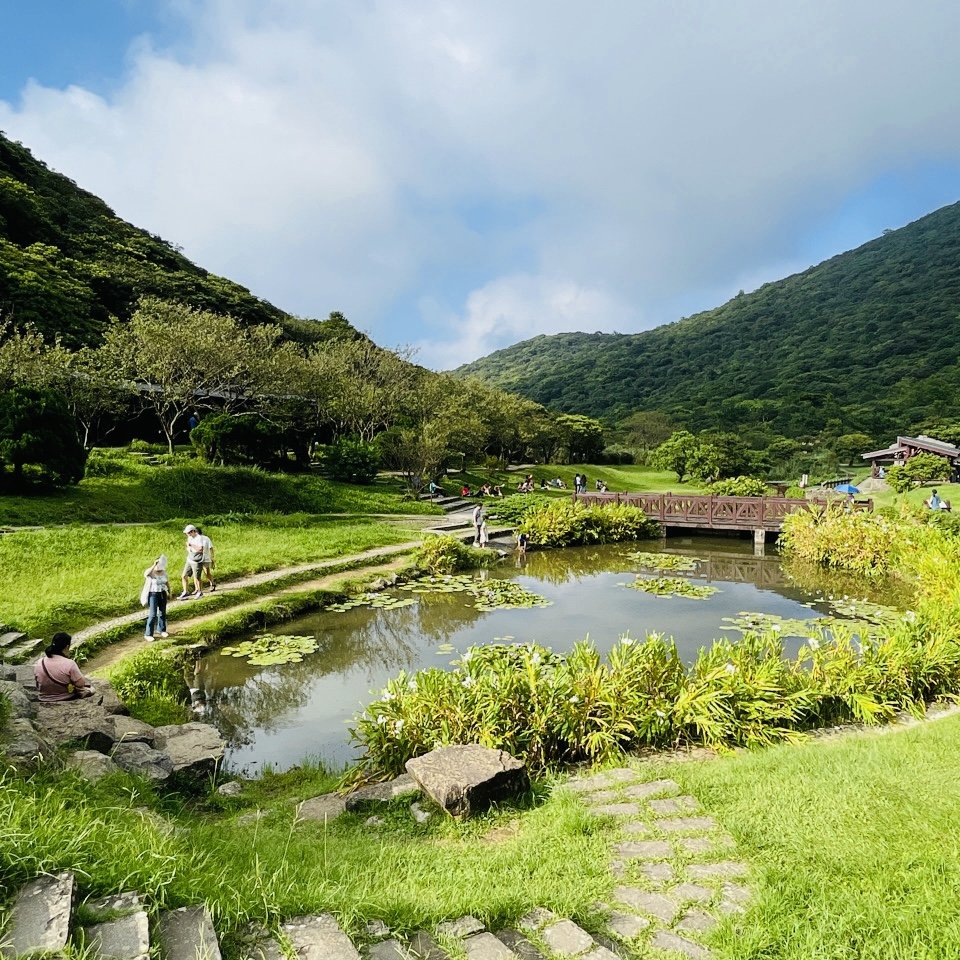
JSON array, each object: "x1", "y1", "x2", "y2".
[{"x1": 2, "y1": 1, "x2": 959, "y2": 369}]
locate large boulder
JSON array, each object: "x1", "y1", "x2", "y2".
[
  {"x1": 65, "y1": 750, "x2": 121, "y2": 781},
  {"x1": 0, "y1": 679, "x2": 35, "y2": 720},
  {"x1": 405, "y1": 745, "x2": 530, "y2": 817},
  {"x1": 111, "y1": 716, "x2": 157, "y2": 745},
  {"x1": 154, "y1": 723, "x2": 225, "y2": 778},
  {"x1": 345, "y1": 774, "x2": 420, "y2": 813},
  {"x1": 1, "y1": 718, "x2": 54, "y2": 770},
  {"x1": 33, "y1": 700, "x2": 117, "y2": 753},
  {"x1": 112, "y1": 741, "x2": 174, "y2": 782}
]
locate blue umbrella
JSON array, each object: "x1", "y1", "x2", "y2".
[{"x1": 834, "y1": 483, "x2": 860, "y2": 494}]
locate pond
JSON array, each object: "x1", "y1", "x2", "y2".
[{"x1": 194, "y1": 536, "x2": 907, "y2": 774}]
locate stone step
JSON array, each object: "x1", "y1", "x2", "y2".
[
  {"x1": 0, "y1": 631, "x2": 26, "y2": 649},
  {"x1": 0, "y1": 871, "x2": 75, "y2": 959},
  {"x1": 281, "y1": 914, "x2": 360, "y2": 960},
  {"x1": 157, "y1": 905, "x2": 221, "y2": 960},
  {"x1": 4, "y1": 638, "x2": 44, "y2": 664},
  {"x1": 82, "y1": 891, "x2": 150, "y2": 960}
]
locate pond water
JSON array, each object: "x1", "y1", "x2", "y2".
[{"x1": 194, "y1": 536, "x2": 906, "y2": 774}]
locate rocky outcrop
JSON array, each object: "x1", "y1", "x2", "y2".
[{"x1": 405, "y1": 745, "x2": 530, "y2": 817}]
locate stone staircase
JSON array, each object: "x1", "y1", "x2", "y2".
[{"x1": 0, "y1": 624, "x2": 44, "y2": 666}]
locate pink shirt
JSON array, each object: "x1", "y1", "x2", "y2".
[{"x1": 34, "y1": 655, "x2": 85, "y2": 702}]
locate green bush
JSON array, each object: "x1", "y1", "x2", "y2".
[
  {"x1": 779, "y1": 508, "x2": 902, "y2": 575},
  {"x1": 516, "y1": 500, "x2": 659, "y2": 548},
  {"x1": 413, "y1": 535, "x2": 492, "y2": 575},
  {"x1": 707, "y1": 476, "x2": 768, "y2": 497},
  {"x1": 128, "y1": 439, "x2": 167, "y2": 454},
  {"x1": 486, "y1": 495, "x2": 554, "y2": 524},
  {"x1": 321, "y1": 438, "x2": 380, "y2": 484},
  {"x1": 108, "y1": 647, "x2": 190, "y2": 723},
  {"x1": 191, "y1": 412, "x2": 291, "y2": 469}
]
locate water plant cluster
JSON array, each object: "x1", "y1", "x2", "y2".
[
  {"x1": 624, "y1": 551, "x2": 701, "y2": 572},
  {"x1": 623, "y1": 576, "x2": 718, "y2": 599},
  {"x1": 325, "y1": 594, "x2": 417, "y2": 614},
  {"x1": 221, "y1": 634, "x2": 319, "y2": 666},
  {"x1": 343, "y1": 573, "x2": 553, "y2": 613},
  {"x1": 516, "y1": 500, "x2": 659, "y2": 548}
]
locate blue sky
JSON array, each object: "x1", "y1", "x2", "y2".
[{"x1": 2, "y1": 1, "x2": 960, "y2": 369}]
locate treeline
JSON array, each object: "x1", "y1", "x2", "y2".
[
  {"x1": 455, "y1": 200, "x2": 960, "y2": 442},
  {"x1": 0, "y1": 298, "x2": 609, "y2": 488}
]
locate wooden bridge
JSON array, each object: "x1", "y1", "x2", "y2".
[{"x1": 573, "y1": 491, "x2": 861, "y2": 538}]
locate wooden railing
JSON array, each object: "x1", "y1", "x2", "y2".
[{"x1": 572, "y1": 492, "x2": 867, "y2": 532}]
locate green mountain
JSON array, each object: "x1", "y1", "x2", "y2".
[
  {"x1": 455, "y1": 202, "x2": 960, "y2": 438},
  {"x1": 0, "y1": 132, "x2": 349, "y2": 345}
]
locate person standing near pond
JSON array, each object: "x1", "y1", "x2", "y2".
[
  {"x1": 472, "y1": 502, "x2": 484, "y2": 544},
  {"x1": 194, "y1": 526, "x2": 216, "y2": 593},
  {"x1": 178, "y1": 524, "x2": 204, "y2": 599},
  {"x1": 142, "y1": 554, "x2": 170, "y2": 641},
  {"x1": 34, "y1": 633, "x2": 93, "y2": 702}
]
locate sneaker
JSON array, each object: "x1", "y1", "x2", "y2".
[
  {"x1": 210, "y1": 584, "x2": 216, "y2": 592},
  {"x1": 144, "y1": 634, "x2": 154, "y2": 641},
  {"x1": 159, "y1": 631, "x2": 169, "y2": 638},
  {"x1": 177, "y1": 591, "x2": 190, "y2": 600},
  {"x1": 193, "y1": 591, "x2": 204, "y2": 598}
]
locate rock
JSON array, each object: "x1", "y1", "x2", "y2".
[
  {"x1": 296, "y1": 794, "x2": 347, "y2": 823},
  {"x1": 153, "y1": 723, "x2": 225, "y2": 777},
  {"x1": 280, "y1": 915, "x2": 360, "y2": 960},
  {"x1": 34, "y1": 700, "x2": 117, "y2": 753},
  {"x1": 493, "y1": 931, "x2": 545, "y2": 960},
  {"x1": 0, "y1": 871, "x2": 74, "y2": 959},
  {"x1": 648, "y1": 796, "x2": 700, "y2": 816},
  {"x1": 157, "y1": 905, "x2": 221, "y2": 960},
  {"x1": 112, "y1": 742, "x2": 174, "y2": 782},
  {"x1": 365, "y1": 816, "x2": 385, "y2": 827},
  {"x1": 407, "y1": 932, "x2": 448, "y2": 960},
  {"x1": 620, "y1": 821, "x2": 652, "y2": 836},
  {"x1": 605, "y1": 911, "x2": 651, "y2": 939},
  {"x1": 539, "y1": 920, "x2": 595, "y2": 957},
  {"x1": 363, "y1": 940, "x2": 408, "y2": 960},
  {"x1": 587, "y1": 803, "x2": 642, "y2": 818},
  {"x1": 216, "y1": 780, "x2": 243, "y2": 797},
  {"x1": 613, "y1": 840, "x2": 672, "y2": 859},
  {"x1": 86, "y1": 892, "x2": 143, "y2": 916},
  {"x1": 649, "y1": 931, "x2": 710, "y2": 959},
  {"x1": 611, "y1": 887, "x2": 680, "y2": 923},
  {"x1": 0, "y1": 632, "x2": 26, "y2": 650},
  {"x1": 0, "y1": 680, "x2": 34, "y2": 719},
  {"x1": 436, "y1": 917, "x2": 485, "y2": 939},
  {"x1": 410, "y1": 801, "x2": 432, "y2": 824},
  {"x1": 1, "y1": 718, "x2": 54, "y2": 770},
  {"x1": 687, "y1": 861, "x2": 748, "y2": 880},
  {"x1": 364, "y1": 921, "x2": 391, "y2": 940},
  {"x1": 92, "y1": 683, "x2": 129, "y2": 716},
  {"x1": 405, "y1": 745, "x2": 530, "y2": 817},
  {"x1": 110, "y1": 717, "x2": 156, "y2": 745},
  {"x1": 344, "y1": 774, "x2": 420, "y2": 812},
  {"x1": 84, "y1": 910, "x2": 150, "y2": 960},
  {"x1": 65, "y1": 750, "x2": 120, "y2": 781},
  {"x1": 463, "y1": 934, "x2": 516, "y2": 960},
  {"x1": 236, "y1": 924, "x2": 283, "y2": 960},
  {"x1": 672, "y1": 884, "x2": 714, "y2": 904},
  {"x1": 656, "y1": 817, "x2": 718, "y2": 834},
  {"x1": 677, "y1": 910, "x2": 717, "y2": 935},
  {"x1": 639, "y1": 862, "x2": 674, "y2": 883},
  {"x1": 517, "y1": 908, "x2": 557, "y2": 933},
  {"x1": 622, "y1": 779, "x2": 679, "y2": 800}
]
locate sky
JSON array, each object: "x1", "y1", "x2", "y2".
[{"x1": 2, "y1": 1, "x2": 960, "y2": 370}]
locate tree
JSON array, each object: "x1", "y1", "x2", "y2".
[
  {"x1": 0, "y1": 386, "x2": 87, "y2": 486},
  {"x1": 555, "y1": 414, "x2": 605, "y2": 463},
  {"x1": 887, "y1": 452, "x2": 951, "y2": 492},
  {"x1": 651, "y1": 430, "x2": 699, "y2": 481},
  {"x1": 832, "y1": 432, "x2": 875, "y2": 466},
  {"x1": 619, "y1": 410, "x2": 675, "y2": 454},
  {"x1": 101, "y1": 297, "x2": 280, "y2": 453}
]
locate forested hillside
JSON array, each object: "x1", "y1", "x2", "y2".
[
  {"x1": 455, "y1": 202, "x2": 960, "y2": 438},
  {"x1": 0, "y1": 132, "x2": 347, "y2": 345}
]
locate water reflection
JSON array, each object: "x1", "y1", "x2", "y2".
[{"x1": 199, "y1": 537, "x2": 906, "y2": 772}]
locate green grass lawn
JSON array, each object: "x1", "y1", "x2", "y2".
[
  {"x1": 664, "y1": 713, "x2": 960, "y2": 959},
  {"x1": 456, "y1": 464, "x2": 707, "y2": 496},
  {"x1": 0, "y1": 517, "x2": 417, "y2": 638}
]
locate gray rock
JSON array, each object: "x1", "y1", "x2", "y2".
[
  {"x1": 364, "y1": 940, "x2": 408, "y2": 960},
  {"x1": 672, "y1": 836, "x2": 718, "y2": 856},
  {"x1": 84, "y1": 911, "x2": 150, "y2": 960},
  {"x1": 540, "y1": 920, "x2": 594, "y2": 957},
  {"x1": 216, "y1": 781, "x2": 243, "y2": 797},
  {"x1": 345, "y1": 774, "x2": 419, "y2": 812},
  {"x1": 0, "y1": 680, "x2": 34, "y2": 719},
  {"x1": 410, "y1": 802, "x2": 432, "y2": 824},
  {"x1": 611, "y1": 887, "x2": 680, "y2": 923},
  {"x1": 463, "y1": 933, "x2": 516, "y2": 960},
  {"x1": 153, "y1": 723, "x2": 225, "y2": 777},
  {"x1": 580, "y1": 948, "x2": 619, "y2": 960},
  {"x1": 85, "y1": 892, "x2": 142, "y2": 917},
  {"x1": 656, "y1": 817, "x2": 718, "y2": 834},
  {"x1": 687, "y1": 861, "x2": 748, "y2": 880},
  {"x1": 95, "y1": 683, "x2": 129, "y2": 716},
  {"x1": 620, "y1": 821, "x2": 652, "y2": 836},
  {"x1": 494, "y1": 930, "x2": 545, "y2": 960},
  {"x1": 648, "y1": 796, "x2": 700, "y2": 816},
  {"x1": 677, "y1": 911, "x2": 717, "y2": 934},
  {"x1": 110, "y1": 717, "x2": 156, "y2": 745},
  {"x1": 66, "y1": 750, "x2": 120, "y2": 781},
  {"x1": 408, "y1": 931, "x2": 448, "y2": 960},
  {"x1": 280, "y1": 915, "x2": 360, "y2": 960},
  {"x1": 1, "y1": 718, "x2": 54, "y2": 769},
  {"x1": 236, "y1": 925, "x2": 283, "y2": 960},
  {"x1": 364, "y1": 921, "x2": 391, "y2": 940},
  {"x1": 605, "y1": 911, "x2": 651, "y2": 939},
  {"x1": 587, "y1": 803, "x2": 641, "y2": 818},
  {"x1": 436, "y1": 917, "x2": 485, "y2": 939},
  {"x1": 0, "y1": 631, "x2": 26, "y2": 649},
  {"x1": 406, "y1": 745, "x2": 529, "y2": 817},
  {"x1": 517, "y1": 908, "x2": 557, "y2": 933},
  {"x1": 112, "y1": 742, "x2": 174, "y2": 782},
  {"x1": 580, "y1": 790, "x2": 619, "y2": 804},
  {"x1": 649, "y1": 931, "x2": 710, "y2": 959},
  {"x1": 34, "y1": 700, "x2": 117, "y2": 753},
  {"x1": 613, "y1": 840, "x2": 672, "y2": 859},
  {"x1": 157, "y1": 906, "x2": 221, "y2": 960},
  {"x1": 0, "y1": 871, "x2": 74, "y2": 959},
  {"x1": 719, "y1": 882, "x2": 751, "y2": 904},
  {"x1": 639, "y1": 862, "x2": 674, "y2": 883},
  {"x1": 672, "y1": 884, "x2": 714, "y2": 904},
  {"x1": 297, "y1": 794, "x2": 347, "y2": 822},
  {"x1": 365, "y1": 816, "x2": 385, "y2": 827},
  {"x1": 622, "y1": 779, "x2": 679, "y2": 800}
]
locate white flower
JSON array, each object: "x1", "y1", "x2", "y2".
[
  {"x1": 724, "y1": 663, "x2": 736, "y2": 675},
  {"x1": 381, "y1": 689, "x2": 395, "y2": 701},
  {"x1": 531, "y1": 652, "x2": 542, "y2": 666},
  {"x1": 376, "y1": 714, "x2": 387, "y2": 725},
  {"x1": 770, "y1": 623, "x2": 782, "y2": 632},
  {"x1": 395, "y1": 719, "x2": 404, "y2": 732},
  {"x1": 462, "y1": 649, "x2": 473, "y2": 663},
  {"x1": 655, "y1": 709, "x2": 666, "y2": 719},
  {"x1": 462, "y1": 676, "x2": 475, "y2": 688},
  {"x1": 621, "y1": 637, "x2": 634, "y2": 646},
  {"x1": 407, "y1": 679, "x2": 418, "y2": 691},
  {"x1": 808, "y1": 639, "x2": 820, "y2": 651},
  {"x1": 905, "y1": 611, "x2": 917, "y2": 623},
  {"x1": 569, "y1": 695, "x2": 580, "y2": 704}
]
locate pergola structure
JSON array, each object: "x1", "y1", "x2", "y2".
[{"x1": 861, "y1": 434, "x2": 960, "y2": 475}]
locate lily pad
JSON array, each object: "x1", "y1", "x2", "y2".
[
  {"x1": 221, "y1": 634, "x2": 319, "y2": 666},
  {"x1": 624, "y1": 576, "x2": 719, "y2": 599}
]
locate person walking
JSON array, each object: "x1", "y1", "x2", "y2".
[
  {"x1": 34, "y1": 633, "x2": 93, "y2": 702},
  {"x1": 478, "y1": 519, "x2": 489, "y2": 548},
  {"x1": 195, "y1": 526, "x2": 216, "y2": 592},
  {"x1": 142, "y1": 555, "x2": 170, "y2": 640},
  {"x1": 178, "y1": 524, "x2": 205, "y2": 599},
  {"x1": 472, "y1": 502, "x2": 484, "y2": 544}
]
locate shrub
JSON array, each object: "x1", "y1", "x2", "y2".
[
  {"x1": 128, "y1": 439, "x2": 167, "y2": 454},
  {"x1": 785, "y1": 485, "x2": 806, "y2": 499},
  {"x1": 707, "y1": 476, "x2": 768, "y2": 497},
  {"x1": 191, "y1": 412, "x2": 291, "y2": 469},
  {"x1": 486, "y1": 495, "x2": 554, "y2": 524},
  {"x1": 321, "y1": 439, "x2": 380, "y2": 484},
  {"x1": 413, "y1": 535, "x2": 492, "y2": 575},
  {"x1": 516, "y1": 500, "x2": 659, "y2": 548},
  {"x1": 779, "y1": 508, "x2": 902, "y2": 575},
  {"x1": 108, "y1": 647, "x2": 190, "y2": 724}
]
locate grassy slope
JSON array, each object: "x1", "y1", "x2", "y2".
[
  {"x1": 0, "y1": 518, "x2": 417, "y2": 638},
  {"x1": 455, "y1": 464, "x2": 706, "y2": 496},
  {"x1": 668, "y1": 714, "x2": 960, "y2": 960}
]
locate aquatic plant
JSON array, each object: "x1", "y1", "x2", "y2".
[
  {"x1": 516, "y1": 500, "x2": 659, "y2": 548},
  {"x1": 624, "y1": 576, "x2": 719, "y2": 599},
  {"x1": 624, "y1": 551, "x2": 701, "y2": 572},
  {"x1": 221, "y1": 633, "x2": 319, "y2": 665}
]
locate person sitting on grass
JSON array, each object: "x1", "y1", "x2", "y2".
[
  {"x1": 428, "y1": 479, "x2": 444, "y2": 497},
  {"x1": 461, "y1": 483, "x2": 471, "y2": 497},
  {"x1": 34, "y1": 632, "x2": 94, "y2": 702}
]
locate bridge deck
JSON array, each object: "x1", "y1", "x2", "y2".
[{"x1": 573, "y1": 492, "x2": 857, "y2": 532}]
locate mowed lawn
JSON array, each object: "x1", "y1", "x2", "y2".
[
  {"x1": 0, "y1": 519, "x2": 417, "y2": 638},
  {"x1": 667, "y1": 713, "x2": 960, "y2": 960}
]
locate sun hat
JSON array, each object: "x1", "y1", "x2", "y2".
[{"x1": 183, "y1": 524, "x2": 197, "y2": 533}]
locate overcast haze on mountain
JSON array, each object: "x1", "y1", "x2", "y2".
[{"x1": 2, "y1": 1, "x2": 959, "y2": 369}]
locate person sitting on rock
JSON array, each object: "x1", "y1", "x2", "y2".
[{"x1": 34, "y1": 632, "x2": 94, "y2": 702}]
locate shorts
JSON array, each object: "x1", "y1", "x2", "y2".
[{"x1": 181, "y1": 559, "x2": 201, "y2": 579}]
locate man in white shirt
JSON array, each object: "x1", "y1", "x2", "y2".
[{"x1": 178, "y1": 524, "x2": 207, "y2": 599}]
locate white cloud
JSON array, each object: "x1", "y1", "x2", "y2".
[{"x1": 2, "y1": 0, "x2": 960, "y2": 368}]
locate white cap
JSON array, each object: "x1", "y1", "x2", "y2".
[{"x1": 183, "y1": 524, "x2": 197, "y2": 533}]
